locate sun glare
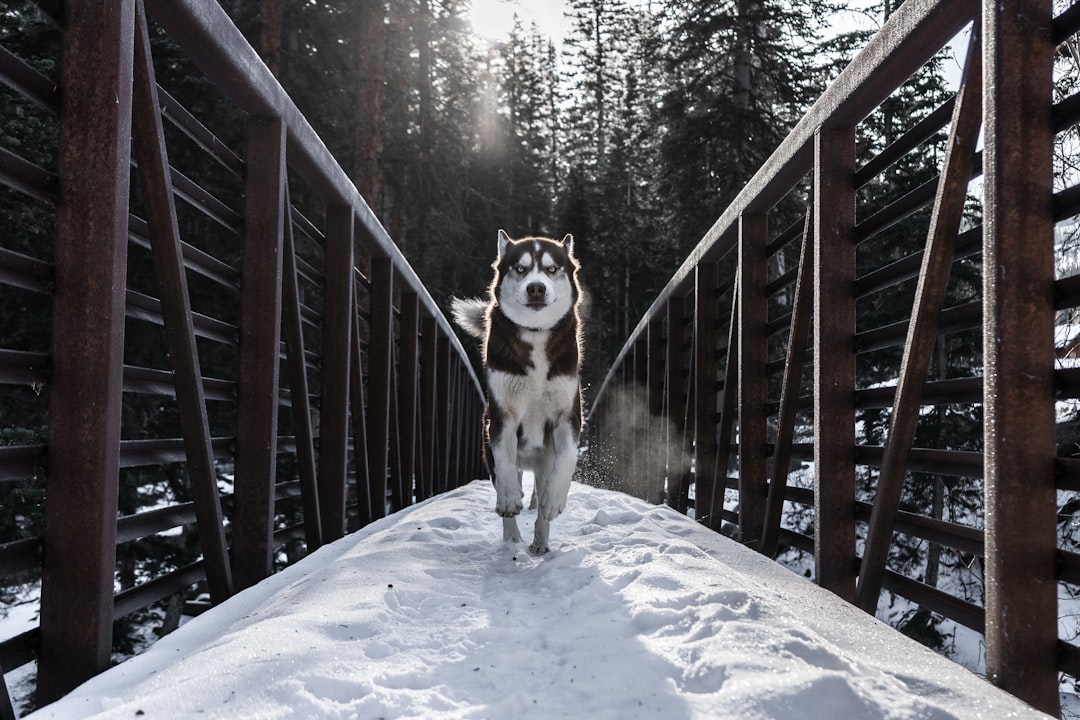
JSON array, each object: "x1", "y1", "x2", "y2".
[{"x1": 468, "y1": 0, "x2": 570, "y2": 42}]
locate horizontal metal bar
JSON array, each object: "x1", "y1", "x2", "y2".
[
  {"x1": 765, "y1": 215, "x2": 806, "y2": 256},
  {"x1": 1056, "y1": 273, "x2": 1080, "y2": 309},
  {"x1": 854, "y1": 500, "x2": 984, "y2": 557},
  {"x1": 112, "y1": 561, "x2": 206, "y2": 620},
  {"x1": 880, "y1": 567, "x2": 985, "y2": 632},
  {"x1": 855, "y1": 226, "x2": 981, "y2": 299},
  {"x1": 1052, "y1": 91, "x2": 1080, "y2": 134},
  {"x1": 1058, "y1": 640, "x2": 1080, "y2": 682},
  {"x1": 0, "y1": 43, "x2": 59, "y2": 113},
  {"x1": 118, "y1": 437, "x2": 234, "y2": 467},
  {"x1": 856, "y1": 445, "x2": 984, "y2": 478},
  {"x1": 854, "y1": 97, "x2": 956, "y2": 187},
  {"x1": 0, "y1": 145, "x2": 56, "y2": 204},
  {"x1": 1056, "y1": 367, "x2": 1080, "y2": 400},
  {"x1": 855, "y1": 301, "x2": 981, "y2": 353},
  {"x1": 1057, "y1": 457, "x2": 1080, "y2": 492},
  {"x1": 1053, "y1": 0, "x2": 1080, "y2": 43},
  {"x1": 0, "y1": 444, "x2": 44, "y2": 482},
  {"x1": 122, "y1": 365, "x2": 236, "y2": 401},
  {"x1": 0, "y1": 537, "x2": 41, "y2": 576},
  {"x1": 0, "y1": 628, "x2": 38, "y2": 674},
  {"x1": 1054, "y1": 183, "x2": 1080, "y2": 223},
  {"x1": 855, "y1": 175, "x2": 938, "y2": 240},
  {"x1": 0, "y1": 246, "x2": 52, "y2": 294},
  {"x1": 157, "y1": 85, "x2": 243, "y2": 177},
  {"x1": 168, "y1": 164, "x2": 242, "y2": 233},
  {"x1": 116, "y1": 503, "x2": 197, "y2": 544},
  {"x1": 126, "y1": 289, "x2": 239, "y2": 345},
  {"x1": 1059, "y1": 549, "x2": 1080, "y2": 585},
  {"x1": 128, "y1": 215, "x2": 241, "y2": 289},
  {"x1": 854, "y1": 376, "x2": 982, "y2": 409},
  {"x1": 0, "y1": 349, "x2": 49, "y2": 387},
  {"x1": 780, "y1": 485, "x2": 985, "y2": 558}
]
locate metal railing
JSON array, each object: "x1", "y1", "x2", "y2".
[
  {"x1": 585, "y1": 0, "x2": 1068, "y2": 714},
  {"x1": 0, "y1": 0, "x2": 484, "y2": 714}
]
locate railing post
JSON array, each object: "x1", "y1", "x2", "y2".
[
  {"x1": 647, "y1": 318, "x2": 665, "y2": 503},
  {"x1": 37, "y1": 0, "x2": 135, "y2": 704},
  {"x1": 738, "y1": 213, "x2": 768, "y2": 547},
  {"x1": 451, "y1": 363, "x2": 466, "y2": 485},
  {"x1": 983, "y1": 0, "x2": 1058, "y2": 712},
  {"x1": 367, "y1": 257, "x2": 394, "y2": 518},
  {"x1": 694, "y1": 263, "x2": 720, "y2": 528},
  {"x1": 399, "y1": 292, "x2": 420, "y2": 507},
  {"x1": 318, "y1": 205, "x2": 354, "y2": 541},
  {"x1": 436, "y1": 333, "x2": 452, "y2": 493},
  {"x1": 418, "y1": 316, "x2": 439, "y2": 499},
  {"x1": 666, "y1": 295, "x2": 691, "y2": 513},
  {"x1": 234, "y1": 115, "x2": 286, "y2": 590},
  {"x1": 813, "y1": 126, "x2": 857, "y2": 602}
]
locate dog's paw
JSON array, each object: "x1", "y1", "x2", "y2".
[
  {"x1": 495, "y1": 496, "x2": 523, "y2": 517},
  {"x1": 528, "y1": 539, "x2": 550, "y2": 555}
]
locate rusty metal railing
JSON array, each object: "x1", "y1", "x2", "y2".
[
  {"x1": 0, "y1": 0, "x2": 484, "y2": 713},
  {"x1": 585, "y1": 0, "x2": 1069, "y2": 714}
]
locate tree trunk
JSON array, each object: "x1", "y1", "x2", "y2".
[
  {"x1": 354, "y1": 0, "x2": 385, "y2": 211},
  {"x1": 259, "y1": 0, "x2": 282, "y2": 76}
]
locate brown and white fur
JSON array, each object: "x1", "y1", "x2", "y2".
[{"x1": 451, "y1": 230, "x2": 583, "y2": 554}]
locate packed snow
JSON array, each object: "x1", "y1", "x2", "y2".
[{"x1": 28, "y1": 479, "x2": 1048, "y2": 719}]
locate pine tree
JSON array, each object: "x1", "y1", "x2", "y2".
[{"x1": 651, "y1": 0, "x2": 830, "y2": 252}]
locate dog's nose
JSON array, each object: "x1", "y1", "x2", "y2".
[{"x1": 526, "y1": 283, "x2": 546, "y2": 303}]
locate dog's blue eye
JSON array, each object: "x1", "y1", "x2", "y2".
[
  {"x1": 514, "y1": 265, "x2": 526, "y2": 274},
  {"x1": 546, "y1": 266, "x2": 558, "y2": 274}
]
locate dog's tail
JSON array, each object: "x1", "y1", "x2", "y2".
[{"x1": 450, "y1": 297, "x2": 488, "y2": 338}]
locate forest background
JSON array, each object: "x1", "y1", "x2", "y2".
[
  {"x1": 6, "y1": 0, "x2": 1080, "y2": 713},
  {"x1": 222, "y1": 0, "x2": 868, "y2": 394}
]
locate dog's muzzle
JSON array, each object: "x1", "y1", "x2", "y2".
[{"x1": 526, "y1": 283, "x2": 547, "y2": 308}]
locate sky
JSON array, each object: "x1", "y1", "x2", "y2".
[
  {"x1": 24, "y1": 479, "x2": 1052, "y2": 720},
  {"x1": 469, "y1": 0, "x2": 572, "y2": 41}
]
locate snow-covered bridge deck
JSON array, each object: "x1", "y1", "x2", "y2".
[{"x1": 28, "y1": 482, "x2": 1046, "y2": 720}]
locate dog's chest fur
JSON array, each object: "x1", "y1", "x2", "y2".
[{"x1": 484, "y1": 306, "x2": 580, "y2": 452}]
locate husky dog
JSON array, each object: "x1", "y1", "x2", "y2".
[{"x1": 451, "y1": 229, "x2": 583, "y2": 554}]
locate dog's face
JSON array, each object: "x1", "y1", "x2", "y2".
[{"x1": 494, "y1": 230, "x2": 578, "y2": 331}]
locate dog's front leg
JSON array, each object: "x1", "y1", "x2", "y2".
[
  {"x1": 538, "y1": 423, "x2": 578, "y2": 522},
  {"x1": 490, "y1": 429, "x2": 523, "y2": 519}
]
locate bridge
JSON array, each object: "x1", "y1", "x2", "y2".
[{"x1": 0, "y1": 0, "x2": 1071, "y2": 717}]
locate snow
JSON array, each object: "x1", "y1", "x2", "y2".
[{"x1": 27, "y1": 480, "x2": 1048, "y2": 720}]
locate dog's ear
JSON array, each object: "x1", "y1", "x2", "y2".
[
  {"x1": 561, "y1": 233, "x2": 574, "y2": 256},
  {"x1": 498, "y1": 229, "x2": 511, "y2": 259}
]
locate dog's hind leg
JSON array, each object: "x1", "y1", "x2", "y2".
[
  {"x1": 538, "y1": 422, "x2": 578, "y2": 522},
  {"x1": 503, "y1": 516, "x2": 523, "y2": 543},
  {"x1": 530, "y1": 516, "x2": 550, "y2": 555},
  {"x1": 529, "y1": 447, "x2": 557, "y2": 555}
]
